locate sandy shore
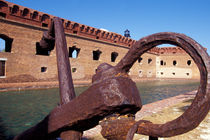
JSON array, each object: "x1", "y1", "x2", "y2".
[{"x1": 82, "y1": 90, "x2": 210, "y2": 140}]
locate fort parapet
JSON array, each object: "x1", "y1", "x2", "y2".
[{"x1": 0, "y1": 0, "x2": 137, "y2": 47}]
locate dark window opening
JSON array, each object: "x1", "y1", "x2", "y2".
[
  {"x1": 12, "y1": 5, "x2": 19, "y2": 14},
  {"x1": 93, "y1": 50, "x2": 102, "y2": 60},
  {"x1": 164, "y1": 62, "x2": 166, "y2": 65},
  {"x1": 0, "y1": 34, "x2": 13, "y2": 52},
  {"x1": 160, "y1": 60, "x2": 164, "y2": 65},
  {"x1": 72, "y1": 68, "x2": 77, "y2": 73},
  {"x1": 41, "y1": 14, "x2": 50, "y2": 22},
  {"x1": 172, "y1": 72, "x2": 175, "y2": 75},
  {"x1": 0, "y1": 1, "x2": 8, "y2": 9},
  {"x1": 32, "y1": 11, "x2": 38, "y2": 19},
  {"x1": 111, "y1": 52, "x2": 118, "y2": 62},
  {"x1": 42, "y1": 23, "x2": 48, "y2": 27},
  {"x1": 41, "y1": 67, "x2": 47, "y2": 73},
  {"x1": 148, "y1": 58, "x2": 152, "y2": 64},
  {"x1": 22, "y1": 8, "x2": 29, "y2": 17},
  {"x1": 66, "y1": 21, "x2": 71, "y2": 28},
  {"x1": 186, "y1": 73, "x2": 190, "y2": 76},
  {"x1": 173, "y1": 60, "x2": 177, "y2": 66},
  {"x1": 36, "y1": 42, "x2": 50, "y2": 56},
  {"x1": 187, "y1": 60, "x2": 191, "y2": 66},
  {"x1": 69, "y1": 46, "x2": 80, "y2": 58},
  {"x1": 96, "y1": 36, "x2": 99, "y2": 39},
  {"x1": 0, "y1": 60, "x2": 6, "y2": 76},
  {"x1": 73, "y1": 31, "x2": 77, "y2": 34},
  {"x1": 138, "y1": 57, "x2": 143, "y2": 63},
  {"x1": 161, "y1": 72, "x2": 164, "y2": 75},
  {"x1": 0, "y1": 12, "x2": 6, "y2": 18}
]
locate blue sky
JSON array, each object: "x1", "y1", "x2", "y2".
[{"x1": 5, "y1": 0, "x2": 210, "y2": 55}]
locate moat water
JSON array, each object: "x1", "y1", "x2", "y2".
[{"x1": 0, "y1": 80, "x2": 199, "y2": 139}]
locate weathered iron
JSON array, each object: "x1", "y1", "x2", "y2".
[
  {"x1": 53, "y1": 17, "x2": 82, "y2": 140},
  {"x1": 14, "y1": 17, "x2": 142, "y2": 140},
  {"x1": 14, "y1": 17, "x2": 209, "y2": 140},
  {"x1": 100, "y1": 32, "x2": 210, "y2": 140}
]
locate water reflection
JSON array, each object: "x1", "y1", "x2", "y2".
[{"x1": 0, "y1": 80, "x2": 199, "y2": 139}]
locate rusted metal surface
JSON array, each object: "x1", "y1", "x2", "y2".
[
  {"x1": 40, "y1": 17, "x2": 83, "y2": 139},
  {"x1": 101, "y1": 32, "x2": 209, "y2": 140},
  {"x1": 14, "y1": 18, "x2": 142, "y2": 140},
  {"x1": 54, "y1": 17, "x2": 82, "y2": 140},
  {"x1": 119, "y1": 32, "x2": 210, "y2": 139},
  {"x1": 13, "y1": 17, "x2": 209, "y2": 140}
]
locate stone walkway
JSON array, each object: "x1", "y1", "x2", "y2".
[{"x1": 82, "y1": 90, "x2": 210, "y2": 140}]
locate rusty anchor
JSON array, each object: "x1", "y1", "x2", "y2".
[{"x1": 14, "y1": 17, "x2": 209, "y2": 140}]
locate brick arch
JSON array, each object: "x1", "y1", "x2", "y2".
[
  {"x1": 0, "y1": 0, "x2": 8, "y2": 18},
  {"x1": 85, "y1": 26, "x2": 90, "y2": 32},
  {"x1": 0, "y1": 1, "x2": 8, "y2": 9},
  {"x1": 90, "y1": 28, "x2": 95, "y2": 34},
  {"x1": 11, "y1": 5, "x2": 19, "y2": 14},
  {"x1": 41, "y1": 14, "x2": 50, "y2": 22},
  {"x1": 65, "y1": 21, "x2": 71, "y2": 28},
  {"x1": 72, "y1": 23, "x2": 79, "y2": 30},
  {"x1": 32, "y1": 11, "x2": 38, "y2": 20},
  {"x1": 22, "y1": 8, "x2": 29, "y2": 17},
  {"x1": 80, "y1": 25, "x2": 85, "y2": 31},
  {"x1": 0, "y1": 34, "x2": 13, "y2": 52}
]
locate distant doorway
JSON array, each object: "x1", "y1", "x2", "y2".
[{"x1": 0, "y1": 59, "x2": 6, "y2": 77}]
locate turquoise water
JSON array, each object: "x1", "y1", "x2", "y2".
[{"x1": 0, "y1": 80, "x2": 199, "y2": 139}]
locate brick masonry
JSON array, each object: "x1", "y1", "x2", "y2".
[{"x1": 0, "y1": 0, "x2": 200, "y2": 84}]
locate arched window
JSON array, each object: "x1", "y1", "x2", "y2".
[
  {"x1": 0, "y1": 1, "x2": 8, "y2": 18},
  {"x1": 111, "y1": 52, "x2": 118, "y2": 62},
  {"x1": 148, "y1": 58, "x2": 152, "y2": 64},
  {"x1": 36, "y1": 42, "x2": 51, "y2": 56},
  {"x1": 69, "y1": 46, "x2": 80, "y2": 58},
  {"x1": 93, "y1": 50, "x2": 102, "y2": 60},
  {"x1": 0, "y1": 34, "x2": 13, "y2": 52},
  {"x1": 66, "y1": 21, "x2": 71, "y2": 28},
  {"x1": 187, "y1": 60, "x2": 191, "y2": 66},
  {"x1": 160, "y1": 60, "x2": 164, "y2": 65},
  {"x1": 22, "y1": 8, "x2": 29, "y2": 17},
  {"x1": 138, "y1": 57, "x2": 143, "y2": 63},
  {"x1": 41, "y1": 14, "x2": 50, "y2": 27},
  {"x1": 41, "y1": 14, "x2": 50, "y2": 22},
  {"x1": 173, "y1": 60, "x2": 177, "y2": 66},
  {"x1": 32, "y1": 11, "x2": 38, "y2": 20},
  {"x1": 72, "y1": 23, "x2": 79, "y2": 34},
  {"x1": 0, "y1": 1, "x2": 8, "y2": 9},
  {"x1": 12, "y1": 5, "x2": 19, "y2": 14},
  {"x1": 160, "y1": 60, "x2": 166, "y2": 65}
]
